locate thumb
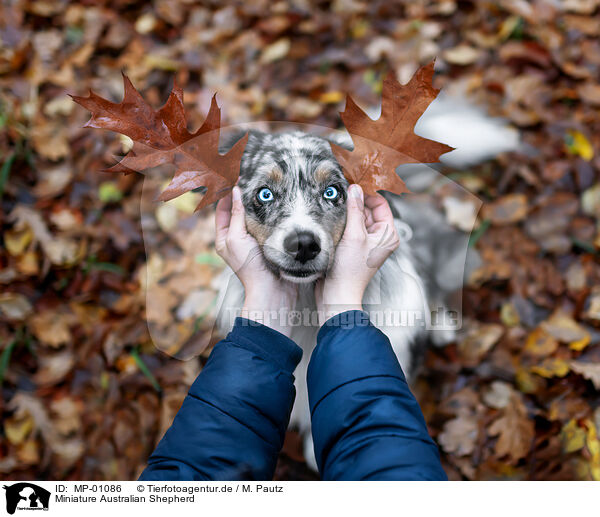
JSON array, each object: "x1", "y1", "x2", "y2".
[
  {"x1": 228, "y1": 186, "x2": 247, "y2": 236},
  {"x1": 343, "y1": 184, "x2": 366, "y2": 237}
]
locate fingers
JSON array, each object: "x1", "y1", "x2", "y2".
[
  {"x1": 371, "y1": 221, "x2": 400, "y2": 246},
  {"x1": 364, "y1": 205, "x2": 374, "y2": 229},
  {"x1": 365, "y1": 193, "x2": 394, "y2": 232},
  {"x1": 343, "y1": 184, "x2": 367, "y2": 240}
]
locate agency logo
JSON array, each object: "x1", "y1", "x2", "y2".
[{"x1": 3, "y1": 483, "x2": 50, "y2": 514}]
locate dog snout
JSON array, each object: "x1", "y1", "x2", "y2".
[{"x1": 283, "y1": 231, "x2": 321, "y2": 263}]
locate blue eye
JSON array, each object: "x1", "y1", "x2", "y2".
[
  {"x1": 323, "y1": 186, "x2": 339, "y2": 200},
  {"x1": 257, "y1": 187, "x2": 274, "y2": 203}
]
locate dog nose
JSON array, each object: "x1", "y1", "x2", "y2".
[{"x1": 283, "y1": 231, "x2": 321, "y2": 263}]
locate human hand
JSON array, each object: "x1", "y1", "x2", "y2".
[
  {"x1": 215, "y1": 186, "x2": 298, "y2": 335},
  {"x1": 316, "y1": 184, "x2": 400, "y2": 324}
]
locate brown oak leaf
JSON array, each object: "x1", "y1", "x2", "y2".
[
  {"x1": 488, "y1": 393, "x2": 535, "y2": 463},
  {"x1": 330, "y1": 61, "x2": 454, "y2": 196},
  {"x1": 71, "y1": 74, "x2": 248, "y2": 210}
]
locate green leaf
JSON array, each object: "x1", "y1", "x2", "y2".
[
  {"x1": 90, "y1": 262, "x2": 125, "y2": 275},
  {"x1": 571, "y1": 237, "x2": 598, "y2": 255},
  {"x1": 0, "y1": 329, "x2": 22, "y2": 385},
  {"x1": 468, "y1": 218, "x2": 490, "y2": 248},
  {"x1": 194, "y1": 253, "x2": 224, "y2": 266},
  {"x1": 130, "y1": 348, "x2": 161, "y2": 392},
  {"x1": 0, "y1": 151, "x2": 16, "y2": 200},
  {"x1": 83, "y1": 254, "x2": 125, "y2": 275},
  {"x1": 98, "y1": 181, "x2": 123, "y2": 203}
]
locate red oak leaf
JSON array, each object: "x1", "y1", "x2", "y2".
[
  {"x1": 331, "y1": 61, "x2": 454, "y2": 196},
  {"x1": 71, "y1": 74, "x2": 248, "y2": 210}
]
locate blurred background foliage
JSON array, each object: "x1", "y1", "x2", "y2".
[{"x1": 0, "y1": 0, "x2": 600, "y2": 480}]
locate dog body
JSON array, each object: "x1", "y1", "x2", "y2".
[{"x1": 214, "y1": 90, "x2": 520, "y2": 468}]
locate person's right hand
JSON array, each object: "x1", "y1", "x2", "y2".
[
  {"x1": 315, "y1": 184, "x2": 400, "y2": 323},
  {"x1": 215, "y1": 186, "x2": 298, "y2": 336}
]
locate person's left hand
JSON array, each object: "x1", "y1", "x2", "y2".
[
  {"x1": 315, "y1": 184, "x2": 400, "y2": 325},
  {"x1": 215, "y1": 186, "x2": 298, "y2": 336}
]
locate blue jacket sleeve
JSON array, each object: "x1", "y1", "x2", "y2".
[
  {"x1": 307, "y1": 310, "x2": 447, "y2": 480},
  {"x1": 139, "y1": 317, "x2": 302, "y2": 481}
]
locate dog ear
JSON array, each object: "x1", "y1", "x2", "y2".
[
  {"x1": 71, "y1": 75, "x2": 248, "y2": 211},
  {"x1": 325, "y1": 131, "x2": 353, "y2": 151}
]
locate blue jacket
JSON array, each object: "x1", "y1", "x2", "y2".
[{"x1": 139, "y1": 310, "x2": 446, "y2": 481}]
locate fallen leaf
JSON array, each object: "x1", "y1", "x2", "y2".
[
  {"x1": 30, "y1": 120, "x2": 70, "y2": 161},
  {"x1": 483, "y1": 381, "x2": 514, "y2": 409},
  {"x1": 439, "y1": 415, "x2": 479, "y2": 456},
  {"x1": 577, "y1": 82, "x2": 600, "y2": 106},
  {"x1": 583, "y1": 286, "x2": 600, "y2": 322},
  {"x1": 319, "y1": 91, "x2": 345, "y2": 104},
  {"x1": 561, "y1": 419, "x2": 586, "y2": 453},
  {"x1": 29, "y1": 308, "x2": 74, "y2": 348},
  {"x1": 9, "y1": 205, "x2": 85, "y2": 266},
  {"x1": 500, "y1": 302, "x2": 520, "y2": 327},
  {"x1": 458, "y1": 322, "x2": 504, "y2": 366},
  {"x1": 259, "y1": 38, "x2": 291, "y2": 64},
  {"x1": 570, "y1": 361, "x2": 600, "y2": 390},
  {"x1": 0, "y1": 293, "x2": 33, "y2": 321},
  {"x1": 488, "y1": 394, "x2": 534, "y2": 462},
  {"x1": 4, "y1": 414, "x2": 34, "y2": 445},
  {"x1": 17, "y1": 439, "x2": 40, "y2": 465},
  {"x1": 531, "y1": 358, "x2": 570, "y2": 378},
  {"x1": 50, "y1": 396, "x2": 82, "y2": 436},
  {"x1": 581, "y1": 183, "x2": 600, "y2": 217},
  {"x1": 540, "y1": 310, "x2": 590, "y2": 347},
  {"x1": 98, "y1": 181, "x2": 123, "y2": 203},
  {"x1": 33, "y1": 350, "x2": 75, "y2": 386},
  {"x1": 585, "y1": 420, "x2": 600, "y2": 480},
  {"x1": 548, "y1": 394, "x2": 589, "y2": 421},
  {"x1": 483, "y1": 194, "x2": 528, "y2": 225},
  {"x1": 524, "y1": 327, "x2": 559, "y2": 357},
  {"x1": 32, "y1": 164, "x2": 73, "y2": 198},
  {"x1": 565, "y1": 130, "x2": 594, "y2": 161},
  {"x1": 16, "y1": 251, "x2": 39, "y2": 276},
  {"x1": 515, "y1": 368, "x2": 545, "y2": 394},
  {"x1": 4, "y1": 227, "x2": 33, "y2": 256},
  {"x1": 443, "y1": 45, "x2": 481, "y2": 65}
]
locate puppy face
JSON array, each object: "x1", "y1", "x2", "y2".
[{"x1": 236, "y1": 131, "x2": 349, "y2": 283}]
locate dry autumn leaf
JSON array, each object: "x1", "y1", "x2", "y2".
[
  {"x1": 483, "y1": 381, "x2": 514, "y2": 409},
  {"x1": 531, "y1": 358, "x2": 571, "y2": 379},
  {"x1": 330, "y1": 61, "x2": 453, "y2": 196},
  {"x1": 561, "y1": 419, "x2": 586, "y2": 454},
  {"x1": 540, "y1": 310, "x2": 591, "y2": 350},
  {"x1": 458, "y1": 321, "x2": 504, "y2": 367},
  {"x1": 524, "y1": 327, "x2": 559, "y2": 357},
  {"x1": 71, "y1": 74, "x2": 249, "y2": 210},
  {"x1": 482, "y1": 193, "x2": 529, "y2": 225},
  {"x1": 438, "y1": 415, "x2": 479, "y2": 456},
  {"x1": 570, "y1": 361, "x2": 600, "y2": 390},
  {"x1": 488, "y1": 394, "x2": 535, "y2": 463}
]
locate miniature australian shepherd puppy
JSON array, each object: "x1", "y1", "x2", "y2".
[{"x1": 215, "y1": 97, "x2": 519, "y2": 469}]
